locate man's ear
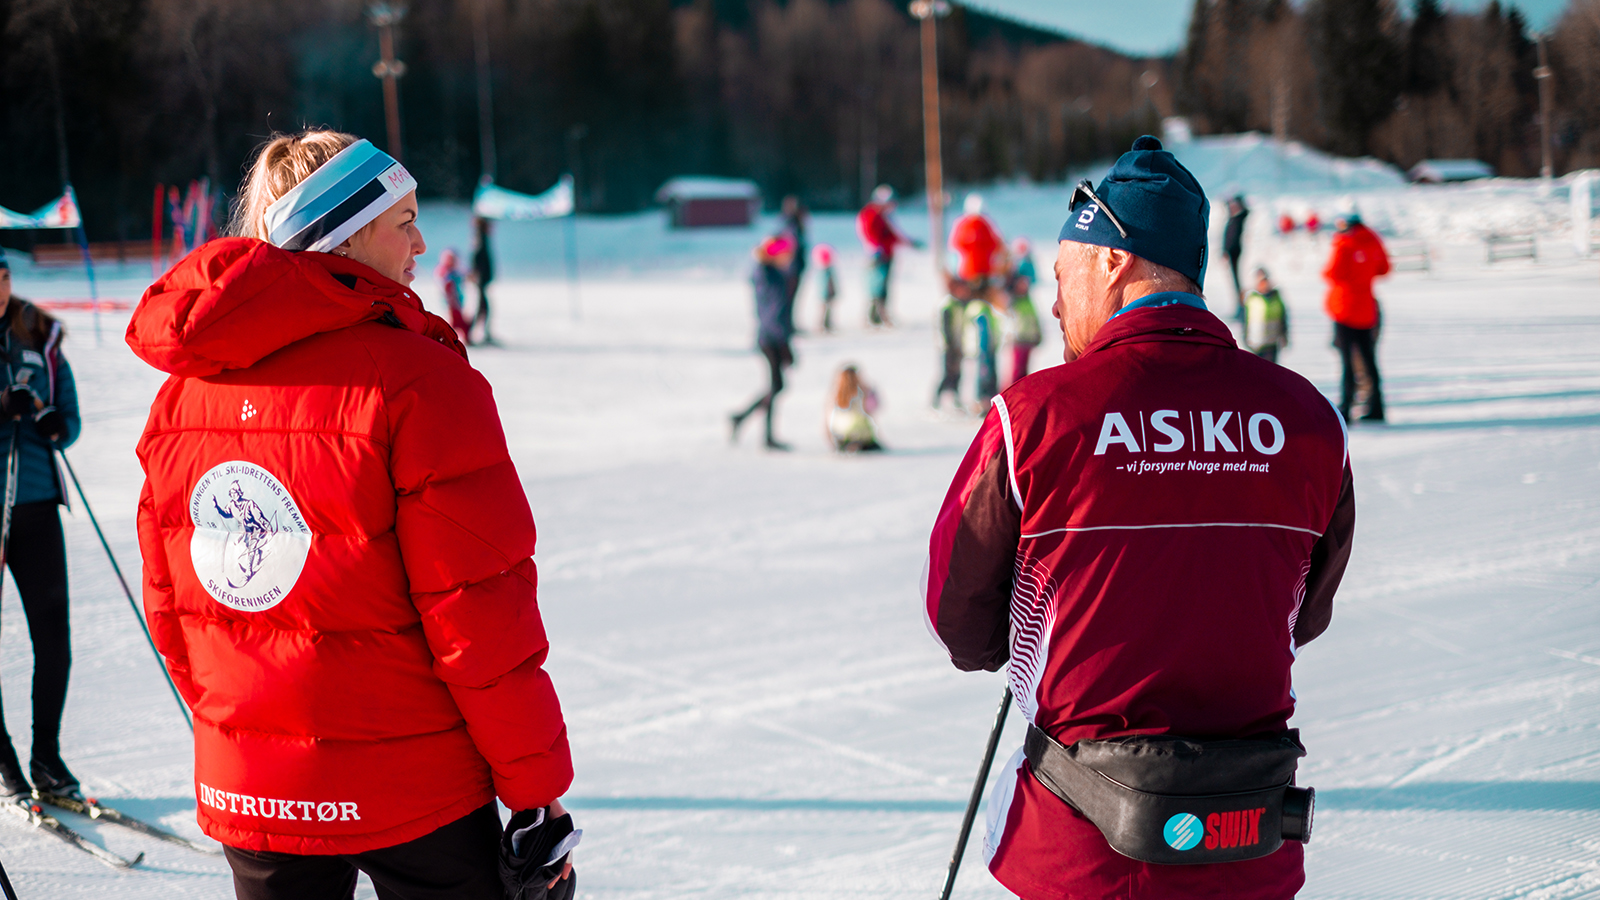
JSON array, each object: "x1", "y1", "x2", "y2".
[{"x1": 1103, "y1": 247, "x2": 1137, "y2": 281}]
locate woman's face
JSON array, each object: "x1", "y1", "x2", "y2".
[{"x1": 342, "y1": 192, "x2": 426, "y2": 285}]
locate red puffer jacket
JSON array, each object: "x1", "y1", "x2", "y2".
[
  {"x1": 129, "y1": 238, "x2": 571, "y2": 854},
  {"x1": 949, "y1": 213, "x2": 1004, "y2": 281},
  {"x1": 1322, "y1": 223, "x2": 1389, "y2": 329}
]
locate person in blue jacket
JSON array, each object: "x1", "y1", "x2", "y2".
[
  {"x1": 730, "y1": 235, "x2": 797, "y2": 451},
  {"x1": 0, "y1": 246, "x2": 83, "y2": 799}
]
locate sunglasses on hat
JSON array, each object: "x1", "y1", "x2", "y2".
[{"x1": 1069, "y1": 180, "x2": 1129, "y2": 239}]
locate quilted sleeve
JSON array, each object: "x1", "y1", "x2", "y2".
[
  {"x1": 137, "y1": 477, "x2": 199, "y2": 709},
  {"x1": 385, "y1": 345, "x2": 573, "y2": 812}
]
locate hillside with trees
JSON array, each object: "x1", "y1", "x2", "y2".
[
  {"x1": 1, "y1": 0, "x2": 1169, "y2": 239},
  {"x1": 1178, "y1": 0, "x2": 1598, "y2": 178}
]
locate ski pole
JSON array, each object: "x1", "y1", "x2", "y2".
[
  {"x1": 57, "y1": 451, "x2": 194, "y2": 732},
  {"x1": 938, "y1": 684, "x2": 1012, "y2": 900},
  {"x1": 0, "y1": 849, "x2": 19, "y2": 900},
  {"x1": 1, "y1": 424, "x2": 19, "y2": 605}
]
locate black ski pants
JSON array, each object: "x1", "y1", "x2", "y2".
[
  {"x1": 734, "y1": 341, "x2": 791, "y2": 442},
  {"x1": 224, "y1": 803, "x2": 502, "y2": 900},
  {"x1": 470, "y1": 280, "x2": 492, "y2": 343},
  {"x1": 1334, "y1": 323, "x2": 1384, "y2": 420},
  {"x1": 0, "y1": 501, "x2": 71, "y2": 766}
]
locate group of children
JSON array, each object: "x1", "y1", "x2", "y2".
[
  {"x1": 935, "y1": 236, "x2": 1044, "y2": 413},
  {"x1": 737, "y1": 203, "x2": 1293, "y2": 455}
]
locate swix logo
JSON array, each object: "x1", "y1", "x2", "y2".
[
  {"x1": 1204, "y1": 807, "x2": 1266, "y2": 849},
  {"x1": 240, "y1": 400, "x2": 258, "y2": 422},
  {"x1": 1092, "y1": 410, "x2": 1285, "y2": 456},
  {"x1": 1163, "y1": 812, "x2": 1204, "y2": 850}
]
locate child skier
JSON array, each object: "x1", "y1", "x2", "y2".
[
  {"x1": 965, "y1": 285, "x2": 1000, "y2": 407},
  {"x1": 1244, "y1": 267, "x2": 1290, "y2": 363},
  {"x1": 826, "y1": 364, "x2": 881, "y2": 452},
  {"x1": 813, "y1": 244, "x2": 838, "y2": 332},
  {"x1": 1005, "y1": 238, "x2": 1043, "y2": 387},
  {"x1": 436, "y1": 248, "x2": 471, "y2": 344},
  {"x1": 933, "y1": 277, "x2": 970, "y2": 411}
]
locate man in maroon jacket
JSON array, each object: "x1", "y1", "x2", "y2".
[{"x1": 923, "y1": 136, "x2": 1354, "y2": 900}]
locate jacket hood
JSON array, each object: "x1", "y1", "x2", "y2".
[{"x1": 128, "y1": 237, "x2": 466, "y2": 377}]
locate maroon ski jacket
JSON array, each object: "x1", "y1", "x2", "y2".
[{"x1": 924, "y1": 297, "x2": 1353, "y2": 900}]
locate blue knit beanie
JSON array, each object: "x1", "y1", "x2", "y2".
[{"x1": 1058, "y1": 135, "x2": 1210, "y2": 285}]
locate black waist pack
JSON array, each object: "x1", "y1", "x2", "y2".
[{"x1": 1024, "y1": 724, "x2": 1315, "y2": 865}]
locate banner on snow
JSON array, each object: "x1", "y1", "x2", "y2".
[
  {"x1": 0, "y1": 187, "x2": 82, "y2": 230},
  {"x1": 473, "y1": 175, "x2": 574, "y2": 221}
]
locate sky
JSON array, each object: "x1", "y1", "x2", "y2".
[{"x1": 966, "y1": 0, "x2": 1572, "y2": 57}]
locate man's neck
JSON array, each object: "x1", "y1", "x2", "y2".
[{"x1": 1112, "y1": 279, "x2": 1195, "y2": 312}]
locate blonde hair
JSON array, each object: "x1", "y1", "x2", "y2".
[
  {"x1": 230, "y1": 130, "x2": 359, "y2": 240},
  {"x1": 833, "y1": 366, "x2": 862, "y2": 409}
]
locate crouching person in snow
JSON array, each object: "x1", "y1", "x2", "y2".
[
  {"x1": 128, "y1": 131, "x2": 575, "y2": 899},
  {"x1": 922, "y1": 137, "x2": 1355, "y2": 900},
  {"x1": 825, "y1": 364, "x2": 881, "y2": 453}
]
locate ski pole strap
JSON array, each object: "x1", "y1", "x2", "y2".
[{"x1": 1023, "y1": 724, "x2": 1314, "y2": 865}]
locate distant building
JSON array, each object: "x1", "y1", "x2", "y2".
[
  {"x1": 655, "y1": 177, "x2": 762, "y2": 228},
  {"x1": 1408, "y1": 159, "x2": 1495, "y2": 184}
]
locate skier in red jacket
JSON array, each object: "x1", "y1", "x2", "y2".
[
  {"x1": 948, "y1": 193, "x2": 1005, "y2": 286},
  {"x1": 129, "y1": 131, "x2": 574, "y2": 899},
  {"x1": 924, "y1": 137, "x2": 1354, "y2": 900},
  {"x1": 856, "y1": 185, "x2": 919, "y2": 326},
  {"x1": 1322, "y1": 212, "x2": 1390, "y2": 422}
]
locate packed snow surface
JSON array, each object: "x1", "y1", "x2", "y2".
[{"x1": 1, "y1": 173, "x2": 1598, "y2": 899}]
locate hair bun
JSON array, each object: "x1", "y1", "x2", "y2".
[{"x1": 1131, "y1": 135, "x2": 1163, "y2": 151}]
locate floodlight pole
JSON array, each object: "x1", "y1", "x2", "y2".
[
  {"x1": 911, "y1": 0, "x2": 951, "y2": 277},
  {"x1": 370, "y1": 3, "x2": 408, "y2": 163},
  {"x1": 565, "y1": 125, "x2": 587, "y2": 322},
  {"x1": 1534, "y1": 34, "x2": 1554, "y2": 182},
  {"x1": 473, "y1": 0, "x2": 497, "y2": 183}
]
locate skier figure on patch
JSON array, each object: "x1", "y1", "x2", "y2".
[{"x1": 214, "y1": 480, "x2": 272, "y2": 588}]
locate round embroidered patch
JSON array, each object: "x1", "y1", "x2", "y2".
[{"x1": 188, "y1": 460, "x2": 312, "y2": 612}]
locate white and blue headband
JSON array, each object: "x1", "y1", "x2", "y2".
[{"x1": 263, "y1": 140, "x2": 418, "y2": 253}]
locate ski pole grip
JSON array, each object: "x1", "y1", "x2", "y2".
[{"x1": 1281, "y1": 786, "x2": 1314, "y2": 843}]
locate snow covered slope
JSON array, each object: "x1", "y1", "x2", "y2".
[{"x1": 1, "y1": 177, "x2": 1597, "y2": 898}]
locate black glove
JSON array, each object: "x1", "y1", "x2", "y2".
[
  {"x1": 0, "y1": 387, "x2": 32, "y2": 420},
  {"x1": 33, "y1": 406, "x2": 66, "y2": 443},
  {"x1": 498, "y1": 806, "x2": 579, "y2": 900}
]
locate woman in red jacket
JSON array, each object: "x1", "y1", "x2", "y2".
[
  {"x1": 129, "y1": 131, "x2": 574, "y2": 899},
  {"x1": 1322, "y1": 213, "x2": 1389, "y2": 422}
]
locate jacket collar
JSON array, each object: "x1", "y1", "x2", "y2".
[
  {"x1": 1108, "y1": 290, "x2": 1208, "y2": 319},
  {"x1": 1081, "y1": 295, "x2": 1237, "y2": 357}
]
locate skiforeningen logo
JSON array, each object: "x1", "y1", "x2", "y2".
[
  {"x1": 1163, "y1": 812, "x2": 1204, "y2": 851},
  {"x1": 1205, "y1": 807, "x2": 1266, "y2": 849},
  {"x1": 199, "y1": 783, "x2": 359, "y2": 822},
  {"x1": 1093, "y1": 410, "x2": 1286, "y2": 457},
  {"x1": 188, "y1": 460, "x2": 312, "y2": 612}
]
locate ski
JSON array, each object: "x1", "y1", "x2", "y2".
[
  {"x1": 0, "y1": 796, "x2": 143, "y2": 869},
  {"x1": 34, "y1": 791, "x2": 221, "y2": 856}
]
